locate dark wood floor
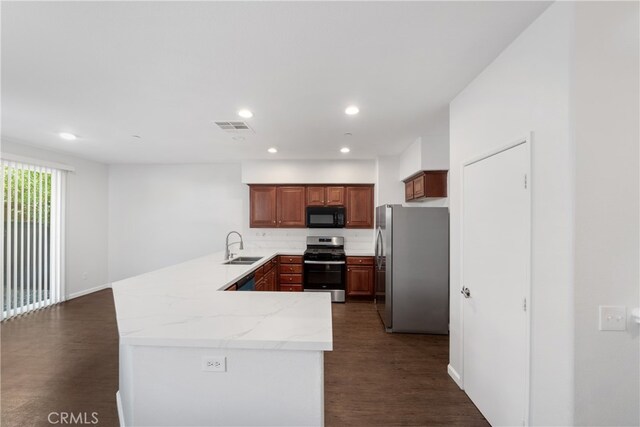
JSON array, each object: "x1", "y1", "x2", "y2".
[
  {"x1": 1, "y1": 289, "x2": 120, "y2": 427},
  {"x1": 1, "y1": 290, "x2": 487, "y2": 427},
  {"x1": 326, "y1": 301, "x2": 487, "y2": 426}
]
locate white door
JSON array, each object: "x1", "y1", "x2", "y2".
[{"x1": 462, "y1": 141, "x2": 530, "y2": 426}]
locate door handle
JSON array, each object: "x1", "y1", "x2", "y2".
[
  {"x1": 461, "y1": 287, "x2": 471, "y2": 298},
  {"x1": 375, "y1": 228, "x2": 383, "y2": 269}
]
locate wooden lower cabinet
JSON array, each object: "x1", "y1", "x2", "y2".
[
  {"x1": 253, "y1": 257, "x2": 278, "y2": 292},
  {"x1": 280, "y1": 255, "x2": 303, "y2": 264},
  {"x1": 255, "y1": 276, "x2": 265, "y2": 292},
  {"x1": 346, "y1": 257, "x2": 374, "y2": 297},
  {"x1": 280, "y1": 274, "x2": 302, "y2": 284},
  {"x1": 279, "y1": 255, "x2": 303, "y2": 291},
  {"x1": 279, "y1": 264, "x2": 302, "y2": 274},
  {"x1": 264, "y1": 268, "x2": 276, "y2": 292}
]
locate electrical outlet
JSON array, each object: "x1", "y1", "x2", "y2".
[
  {"x1": 202, "y1": 356, "x2": 226, "y2": 372},
  {"x1": 599, "y1": 306, "x2": 626, "y2": 331}
]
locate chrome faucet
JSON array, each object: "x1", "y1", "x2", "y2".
[{"x1": 225, "y1": 231, "x2": 244, "y2": 260}]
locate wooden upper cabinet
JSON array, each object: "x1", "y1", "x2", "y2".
[
  {"x1": 250, "y1": 186, "x2": 277, "y2": 227},
  {"x1": 306, "y1": 186, "x2": 345, "y2": 206},
  {"x1": 405, "y1": 181, "x2": 414, "y2": 201},
  {"x1": 306, "y1": 186, "x2": 326, "y2": 206},
  {"x1": 413, "y1": 176, "x2": 425, "y2": 199},
  {"x1": 250, "y1": 184, "x2": 371, "y2": 228},
  {"x1": 277, "y1": 186, "x2": 306, "y2": 227},
  {"x1": 345, "y1": 186, "x2": 374, "y2": 228},
  {"x1": 325, "y1": 186, "x2": 345, "y2": 206},
  {"x1": 403, "y1": 171, "x2": 448, "y2": 202}
]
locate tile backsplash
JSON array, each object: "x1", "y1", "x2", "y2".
[{"x1": 242, "y1": 227, "x2": 375, "y2": 252}]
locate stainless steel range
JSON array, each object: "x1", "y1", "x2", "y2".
[{"x1": 303, "y1": 236, "x2": 346, "y2": 302}]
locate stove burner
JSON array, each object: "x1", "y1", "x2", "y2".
[{"x1": 304, "y1": 236, "x2": 346, "y2": 261}]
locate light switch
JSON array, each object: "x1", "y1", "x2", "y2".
[{"x1": 599, "y1": 306, "x2": 626, "y2": 331}]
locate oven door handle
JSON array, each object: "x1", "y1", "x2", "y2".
[{"x1": 303, "y1": 260, "x2": 346, "y2": 265}]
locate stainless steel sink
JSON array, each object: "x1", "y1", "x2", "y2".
[{"x1": 223, "y1": 256, "x2": 263, "y2": 265}]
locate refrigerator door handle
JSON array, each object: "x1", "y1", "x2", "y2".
[{"x1": 375, "y1": 227, "x2": 384, "y2": 270}]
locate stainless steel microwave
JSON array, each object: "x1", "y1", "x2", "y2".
[{"x1": 306, "y1": 206, "x2": 346, "y2": 228}]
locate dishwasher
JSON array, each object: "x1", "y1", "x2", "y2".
[{"x1": 237, "y1": 273, "x2": 256, "y2": 291}]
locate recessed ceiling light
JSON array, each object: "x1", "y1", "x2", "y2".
[
  {"x1": 238, "y1": 109, "x2": 253, "y2": 119},
  {"x1": 267, "y1": 147, "x2": 278, "y2": 154},
  {"x1": 340, "y1": 147, "x2": 351, "y2": 153},
  {"x1": 59, "y1": 132, "x2": 77, "y2": 141},
  {"x1": 345, "y1": 106, "x2": 359, "y2": 116}
]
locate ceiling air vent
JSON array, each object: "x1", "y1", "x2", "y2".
[{"x1": 214, "y1": 121, "x2": 254, "y2": 134}]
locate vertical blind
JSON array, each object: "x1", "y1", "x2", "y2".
[{"x1": 1, "y1": 160, "x2": 66, "y2": 320}]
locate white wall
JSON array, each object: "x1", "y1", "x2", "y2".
[
  {"x1": 397, "y1": 132, "x2": 449, "y2": 181},
  {"x1": 449, "y1": 3, "x2": 575, "y2": 425},
  {"x1": 398, "y1": 138, "x2": 423, "y2": 182},
  {"x1": 241, "y1": 159, "x2": 376, "y2": 184},
  {"x1": 376, "y1": 156, "x2": 405, "y2": 206},
  {"x1": 108, "y1": 164, "x2": 244, "y2": 281},
  {"x1": 573, "y1": 2, "x2": 639, "y2": 425},
  {"x1": 421, "y1": 131, "x2": 449, "y2": 172},
  {"x1": 0, "y1": 139, "x2": 109, "y2": 298}
]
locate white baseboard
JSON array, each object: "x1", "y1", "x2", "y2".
[
  {"x1": 66, "y1": 283, "x2": 112, "y2": 300},
  {"x1": 116, "y1": 390, "x2": 125, "y2": 427},
  {"x1": 448, "y1": 364, "x2": 463, "y2": 389}
]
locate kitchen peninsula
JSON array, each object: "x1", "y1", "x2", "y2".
[{"x1": 111, "y1": 251, "x2": 333, "y2": 427}]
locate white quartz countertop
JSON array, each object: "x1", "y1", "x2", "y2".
[{"x1": 111, "y1": 250, "x2": 343, "y2": 351}]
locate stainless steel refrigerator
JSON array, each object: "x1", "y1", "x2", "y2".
[{"x1": 375, "y1": 205, "x2": 449, "y2": 334}]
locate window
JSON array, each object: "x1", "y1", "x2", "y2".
[{"x1": 2, "y1": 160, "x2": 66, "y2": 320}]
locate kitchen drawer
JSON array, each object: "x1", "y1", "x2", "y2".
[
  {"x1": 280, "y1": 284, "x2": 303, "y2": 292},
  {"x1": 270, "y1": 258, "x2": 278, "y2": 268},
  {"x1": 279, "y1": 255, "x2": 303, "y2": 264},
  {"x1": 347, "y1": 256, "x2": 374, "y2": 266},
  {"x1": 279, "y1": 274, "x2": 302, "y2": 284},
  {"x1": 279, "y1": 264, "x2": 303, "y2": 274}
]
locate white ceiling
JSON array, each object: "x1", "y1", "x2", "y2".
[{"x1": 1, "y1": 1, "x2": 550, "y2": 164}]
